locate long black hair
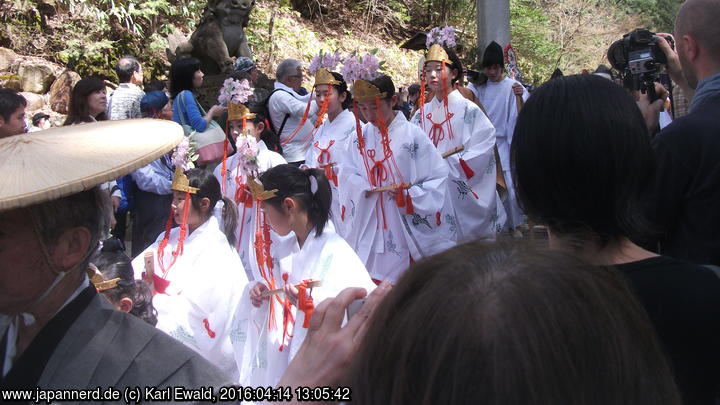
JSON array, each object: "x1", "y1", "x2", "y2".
[
  {"x1": 64, "y1": 77, "x2": 107, "y2": 125},
  {"x1": 92, "y1": 238, "x2": 158, "y2": 326},
  {"x1": 170, "y1": 58, "x2": 201, "y2": 100},
  {"x1": 185, "y1": 168, "x2": 238, "y2": 247},
  {"x1": 259, "y1": 165, "x2": 331, "y2": 236}
]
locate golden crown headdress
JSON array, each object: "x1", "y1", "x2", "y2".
[
  {"x1": 426, "y1": 44, "x2": 452, "y2": 66},
  {"x1": 248, "y1": 174, "x2": 278, "y2": 201},
  {"x1": 352, "y1": 79, "x2": 386, "y2": 103},
  {"x1": 228, "y1": 102, "x2": 256, "y2": 121},
  {"x1": 314, "y1": 68, "x2": 340, "y2": 87},
  {"x1": 171, "y1": 166, "x2": 199, "y2": 194}
]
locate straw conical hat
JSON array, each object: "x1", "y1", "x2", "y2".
[{"x1": 0, "y1": 119, "x2": 184, "y2": 211}]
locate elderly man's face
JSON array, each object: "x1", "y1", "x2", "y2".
[
  {"x1": 287, "y1": 67, "x2": 303, "y2": 92},
  {"x1": 0, "y1": 209, "x2": 57, "y2": 315}
]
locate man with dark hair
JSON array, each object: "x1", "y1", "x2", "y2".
[
  {"x1": 640, "y1": 0, "x2": 720, "y2": 267},
  {"x1": 108, "y1": 56, "x2": 144, "y2": 120},
  {"x1": 29, "y1": 113, "x2": 51, "y2": 132},
  {"x1": 0, "y1": 120, "x2": 231, "y2": 392},
  {"x1": 0, "y1": 88, "x2": 27, "y2": 138},
  {"x1": 468, "y1": 41, "x2": 529, "y2": 237}
]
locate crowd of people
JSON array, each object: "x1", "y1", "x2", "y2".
[{"x1": 1, "y1": 0, "x2": 719, "y2": 403}]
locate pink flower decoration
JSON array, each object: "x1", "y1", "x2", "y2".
[
  {"x1": 218, "y1": 78, "x2": 254, "y2": 105},
  {"x1": 426, "y1": 26, "x2": 457, "y2": 49}
]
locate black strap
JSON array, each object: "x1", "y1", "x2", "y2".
[
  {"x1": 266, "y1": 89, "x2": 293, "y2": 137},
  {"x1": 277, "y1": 114, "x2": 290, "y2": 138}
]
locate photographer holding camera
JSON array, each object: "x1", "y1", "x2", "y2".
[{"x1": 636, "y1": 0, "x2": 720, "y2": 269}]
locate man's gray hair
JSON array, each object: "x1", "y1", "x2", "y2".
[
  {"x1": 29, "y1": 187, "x2": 111, "y2": 272},
  {"x1": 276, "y1": 59, "x2": 302, "y2": 82}
]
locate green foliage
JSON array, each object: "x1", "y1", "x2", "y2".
[
  {"x1": 613, "y1": 0, "x2": 682, "y2": 31},
  {"x1": 510, "y1": 0, "x2": 561, "y2": 85},
  {"x1": 1, "y1": 0, "x2": 206, "y2": 79}
]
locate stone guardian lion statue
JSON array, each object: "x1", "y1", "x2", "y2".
[{"x1": 177, "y1": 0, "x2": 255, "y2": 75}]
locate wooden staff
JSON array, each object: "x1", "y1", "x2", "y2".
[
  {"x1": 261, "y1": 280, "x2": 323, "y2": 298},
  {"x1": 144, "y1": 251, "x2": 155, "y2": 279},
  {"x1": 370, "y1": 182, "x2": 411, "y2": 193},
  {"x1": 442, "y1": 145, "x2": 464, "y2": 158}
]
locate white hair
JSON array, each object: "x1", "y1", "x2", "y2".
[{"x1": 276, "y1": 59, "x2": 302, "y2": 82}]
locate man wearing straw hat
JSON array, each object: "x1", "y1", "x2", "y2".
[{"x1": 0, "y1": 120, "x2": 230, "y2": 392}]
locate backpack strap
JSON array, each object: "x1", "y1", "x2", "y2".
[{"x1": 266, "y1": 88, "x2": 293, "y2": 137}]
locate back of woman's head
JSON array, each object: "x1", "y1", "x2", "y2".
[
  {"x1": 64, "y1": 77, "x2": 107, "y2": 125},
  {"x1": 511, "y1": 74, "x2": 655, "y2": 246},
  {"x1": 259, "y1": 164, "x2": 331, "y2": 236},
  {"x1": 350, "y1": 242, "x2": 681, "y2": 405},
  {"x1": 92, "y1": 238, "x2": 157, "y2": 326},
  {"x1": 170, "y1": 58, "x2": 201, "y2": 99},
  {"x1": 186, "y1": 168, "x2": 238, "y2": 246}
]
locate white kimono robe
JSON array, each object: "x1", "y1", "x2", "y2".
[
  {"x1": 232, "y1": 222, "x2": 375, "y2": 387},
  {"x1": 412, "y1": 89, "x2": 501, "y2": 242},
  {"x1": 339, "y1": 112, "x2": 456, "y2": 283},
  {"x1": 471, "y1": 77, "x2": 530, "y2": 228},
  {"x1": 213, "y1": 140, "x2": 288, "y2": 281},
  {"x1": 304, "y1": 109, "x2": 356, "y2": 237},
  {"x1": 132, "y1": 216, "x2": 248, "y2": 380}
]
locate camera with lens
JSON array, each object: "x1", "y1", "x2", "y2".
[{"x1": 607, "y1": 28, "x2": 674, "y2": 100}]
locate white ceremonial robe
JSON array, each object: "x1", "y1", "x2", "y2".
[
  {"x1": 132, "y1": 216, "x2": 248, "y2": 381},
  {"x1": 472, "y1": 77, "x2": 529, "y2": 229},
  {"x1": 213, "y1": 140, "x2": 288, "y2": 281},
  {"x1": 412, "y1": 90, "x2": 501, "y2": 242},
  {"x1": 231, "y1": 222, "x2": 376, "y2": 387},
  {"x1": 304, "y1": 109, "x2": 356, "y2": 237},
  {"x1": 339, "y1": 112, "x2": 456, "y2": 283}
]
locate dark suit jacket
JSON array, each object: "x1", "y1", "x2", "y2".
[
  {"x1": 648, "y1": 93, "x2": 720, "y2": 266},
  {"x1": 2, "y1": 286, "x2": 231, "y2": 404}
]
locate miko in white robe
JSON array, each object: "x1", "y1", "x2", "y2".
[
  {"x1": 213, "y1": 140, "x2": 287, "y2": 281},
  {"x1": 304, "y1": 108, "x2": 356, "y2": 237},
  {"x1": 339, "y1": 112, "x2": 456, "y2": 283},
  {"x1": 412, "y1": 89, "x2": 501, "y2": 242},
  {"x1": 470, "y1": 77, "x2": 530, "y2": 229},
  {"x1": 132, "y1": 215, "x2": 248, "y2": 381},
  {"x1": 231, "y1": 222, "x2": 376, "y2": 387}
]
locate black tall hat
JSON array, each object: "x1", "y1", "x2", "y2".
[{"x1": 481, "y1": 41, "x2": 504, "y2": 68}]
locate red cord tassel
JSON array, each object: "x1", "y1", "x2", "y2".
[
  {"x1": 202, "y1": 318, "x2": 217, "y2": 338},
  {"x1": 436, "y1": 211, "x2": 442, "y2": 226},
  {"x1": 396, "y1": 187, "x2": 405, "y2": 208},
  {"x1": 152, "y1": 274, "x2": 171, "y2": 294},
  {"x1": 297, "y1": 280, "x2": 315, "y2": 328},
  {"x1": 405, "y1": 192, "x2": 414, "y2": 214},
  {"x1": 459, "y1": 158, "x2": 475, "y2": 179}
]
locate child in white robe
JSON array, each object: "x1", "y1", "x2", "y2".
[
  {"x1": 340, "y1": 73, "x2": 456, "y2": 283},
  {"x1": 231, "y1": 164, "x2": 375, "y2": 386},
  {"x1": 213, "y1": 104, "x2": 286, "y2": 280},
  {"x1": 412, "y1": 41, "x2": 501, "y2": 242},
  {"x1": 304, "y1": 69, "x2": 356, "y2": 237},
  {"x1": 132, "y1": 168, "x2": 248, "y2": 381}
]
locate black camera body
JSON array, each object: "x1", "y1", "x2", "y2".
[{"x1": 607, "y1": 29, "x2": 674, "y2": 100}]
